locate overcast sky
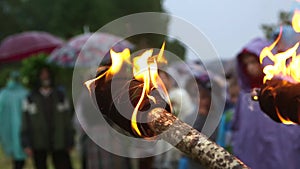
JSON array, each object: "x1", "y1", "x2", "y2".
[{"x1": 163, "y1": 0, "x2": 295, "y2": 61}]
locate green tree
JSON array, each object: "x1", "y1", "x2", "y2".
[
  {"x1": 261, "y1": 11, "x2": 292, "y2": 40},
  {"x1": 0, "y1": 0, "x2": 185, "y2": 59},
  {"x1": 0, "y1": 0, "x2": 164, "y2": 39}
]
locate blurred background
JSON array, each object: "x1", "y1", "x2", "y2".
[
  {"x1": 164, "y1": 0, "x2": 295, "y2": 60},
  {"x1": 0, "y1": 0, "x2": 295, "y2": 86},
  {"x1": 0, "y1": 0, "x2": 298, "y2": 169}
]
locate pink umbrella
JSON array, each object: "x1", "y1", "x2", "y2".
[
  {"x1": 0, "y1": 31, "x2": 64, "y2": 62},
  {"x1": 48, "y1": 32, "x2": 133, "y2": 67}
]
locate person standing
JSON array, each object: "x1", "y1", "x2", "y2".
[
  {"x1": 21, "y1": 66, "x2": 74, "y2": 169},
  {"x1": 0, "y1": 71, "x2": 28, "y2": 169},
  {"x1": 232, "y1": 38, "x2": 300, "y2": 169}
]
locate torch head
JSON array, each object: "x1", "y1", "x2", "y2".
[
  {"x1": 90, "y1": 44, "x2": 172, "y2": 138},
  {"x1": 94, "y1": 72, "x2": 171, "y2": 137},
  {"x1": 257, "y1": 78, "x2": 300, "y2": 124}
]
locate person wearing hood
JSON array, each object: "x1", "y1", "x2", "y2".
[
  {"x1": 21, "y1": 66, "x2": 74, "y2": 169},
  {"x1": 0, "y1": 71, "x2": 28, "y2": 169},
  {"x1": 232, "y1": 38, "x2": 300, "y2": 169}
]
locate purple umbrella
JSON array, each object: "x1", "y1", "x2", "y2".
[
  {"x1": 48, "y1": 32, "x2": 134, "y2": 67},
  {"x1": 0, "y1": 31, "x2": 64, "y2": 62}
]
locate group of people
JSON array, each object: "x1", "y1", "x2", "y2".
[
  {"x1": 171, "y1": 25, "x2": 300, "y2": 169},
  {"x1": 231, "y1": 27, "x2": 300, "y2": 169},
  {"x1": 150, "y1": 25, "x2": 300, "y2": 169},
  {"x1": 1, "y1": 25, "x2": 300, "y2": 169},
  {"x1": 0, "y1": 66, "x2": 74, "y2": 169}
]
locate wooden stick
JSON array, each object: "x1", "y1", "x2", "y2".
[
  {"x1": 93, "y1": 74, "x2": 249, "y2": 168},
  {"x1": 147, "y1": 107, "x2": 249, "y2": 169}
]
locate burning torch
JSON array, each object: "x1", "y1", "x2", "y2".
[
  {"x1": 252, "y1": 14, "x2": 300, "y2": 125},
  {"x1": 85, "y1": 43, "x2": 248, "y2": 169}
]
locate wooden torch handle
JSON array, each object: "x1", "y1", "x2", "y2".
[{"x1": 147, "y1": 107, "x2": 249, "y2": 169}]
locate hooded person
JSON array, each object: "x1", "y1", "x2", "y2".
[
  {"x1": 0, "y1": 71, "x2": 28, "y2": 169},
  {"x1": 232, "y1": 37, "x2": 300, "y2": 169},
  {"x1": 21, "y1": 66, "x2": 74, "y2": 169}
]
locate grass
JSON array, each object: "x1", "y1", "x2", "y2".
[{"x1": 0, "y1": 147, "x2": 81, "y2": 169}]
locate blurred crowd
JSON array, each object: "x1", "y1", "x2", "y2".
[{"x1": 1, "y1": 24, "x2": 300, "y2": 169}]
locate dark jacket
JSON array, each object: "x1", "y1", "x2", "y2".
[{"x1": 21, "y1": 88, "x2": 74, "y2": 151}]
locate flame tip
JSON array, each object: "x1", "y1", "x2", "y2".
[
  {"x1": 85, "y1": 43, "x2": 170, "y2": 136},
  {"x1": 292, "y1": 9, "x2": 300, "y2": 33},
  {"x1": 260, "y1": 21, "x2": 300, "y2": 125}
]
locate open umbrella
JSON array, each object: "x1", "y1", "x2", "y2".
[
  {"x1": 48, "y1": 32, "x2": 133, "y2": 67},
  {"x1": 0, "y1": 31, "x2": 64, "y2": 62}
]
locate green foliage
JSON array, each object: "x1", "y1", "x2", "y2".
[
  {"x1": 261, "y1": 23, "x2": 277, "y2": 40},
  {"x1": 0, "y1": 0, "x2": 167, "y2": 40},
  {"x1": 19, "y1": 53, "x2": 73, "y2": 99},
  {"x1": 0, "y1": 0, "x2": 186, "y2": 92},
  {"x1": 128, "y1": 34, "x2": 186, "y2": 61},
  {"x1": 0, "y1": 64, "x2": 20, "y2": 88},
  {"x1": 0, "y1": 0, "x2": 186, "y2": 59},
  {"x1": 261, "y1": 11, "x2": 292, "y2": 40},
  {"x1": 166, "y1": 39, "x2": 186, "y2": 61},
  {"x1": 0, "y1": 54, "x2": 74, "y2": 97},
  {"x1": 20, "y1": 53, "x2": 52, "y2": 88}
]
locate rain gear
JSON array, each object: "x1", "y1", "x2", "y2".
[
  {"x1": 21, "y1": 88, "x2": 74, "y2": 151},
  {"x1": 232, "y1": 38, "x2": 300, "y2": 169},
  {"x1": 0, "y1": 75, "x2": 28, "y2": 160}
]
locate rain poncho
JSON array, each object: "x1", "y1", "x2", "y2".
[
  {"x1": 232, "y1": 38, "x2": 300, "y2": 169},
  {"x1": 0, "y1": 76, "x2": 28, "y2": 160},
  {"x1": 21, "y1": 87, "x2": 74, "y2": 151}
]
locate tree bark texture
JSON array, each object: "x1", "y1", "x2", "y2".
[{"x1": 148, "y1": 107, "x2": 249, "y2": 169}]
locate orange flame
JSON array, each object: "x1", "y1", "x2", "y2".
[
  {"x1": 84, "y1": 49, "x2": 131, "y2": 92},
  {"x1": 260, "y1": 28, "x2": 300, "y2": 124},
  {"x1": 85, "y1": 42, "x2": 170, "y2": 136},
  {"x1": 131, "y1": 42, "x2": 169, "y2": 136},
  {"x1": 292, "y1": 9, "x2": 300, "y2": 33},
  {"x1": 276, "y1": 108, "x2": 297, "y2": 125},
  {"x1": 260, "y1": 28, "x2": 300, "y2": 84}
]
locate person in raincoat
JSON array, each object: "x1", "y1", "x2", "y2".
[
  {"x1": 232, "y1": 37, "x2": 300, "y2": 169},
  {"x1": 21, "y1": 66, "x2": 74, "y2": 169},
  {"x1": 0, "y1": 71, "x2": 28, "y2": 169}
]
